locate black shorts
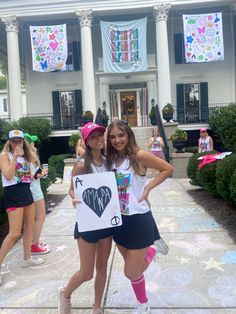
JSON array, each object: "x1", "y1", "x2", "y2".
[
  {"x1": 113, "y1": 211, "x2": 160, "y2": 249},
  {"x1": 1, "y1": 183, "x2": 34, "y2": 209},
  {"x1": 74, "y1": 222, "x2": 113, "y2": 243}
]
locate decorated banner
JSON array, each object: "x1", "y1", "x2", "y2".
[
  {"x1": 183, "y1": 12, "x2": 224, "y2": 63},
  {"x1": 100, "y1": 17, "x2": 147, "y2": 73},
  {"x1": 73, "y1": 172, "x2": 122, "y2": 232},
  {"x1": 30, "y1": 24, "x2": 68, "y2": 72}
]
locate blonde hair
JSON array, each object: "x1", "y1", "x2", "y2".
[{"x1": 2, "y1": 139, "x2": 36, "y2": 163}]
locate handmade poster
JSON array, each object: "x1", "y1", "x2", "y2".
[
  {"x1": 100, "y1": 17, "x2": 147, "y2": 73},
  {"x1": 183, "y1": 12, "x2": 224, "y2": 63},
  {"x1": 73, "y1": 172, "x2": 122, "y2": 232},
  {"x1": 30, "y1": 24, "x2": 68, "y2": 72}
]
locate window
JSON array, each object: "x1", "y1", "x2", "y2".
[
  {"x1": 176, "y1": 82, "x2": 209, "y2": 123},
  {"x1": 3, "y1": 98, "x2": 8, "y2": 112},
  {"x1": 174, "y1": 33, "x2": 185, "y2": 64},
  {"x1": 54, "y1": 41, "x2": 81, "y2": 72}
]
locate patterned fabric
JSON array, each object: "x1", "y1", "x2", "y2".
[
  {"x1": 30, "y1": 24, "x2": 68, "y2": 72},
  {"x1": 100, "y1": 17, "x2": 147, "y2": 73},
  {"x1": 183, "y1": 12, "x2": 224, "y2": 63}
]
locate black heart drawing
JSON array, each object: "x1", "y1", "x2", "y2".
[{"x1": 82, "y1": 186, "x2": 112, "y2": 217}]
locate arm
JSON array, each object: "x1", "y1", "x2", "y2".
[
  {"x1": 209, "y1": 137, "x2": 214, "y2": 151},
  {"x1": 0, "y1": 150, "x2": 20, "y2": 180},
  {"x1": 148, "y1": 137, "x2": 154, "y2": 149},
  {"x1": 137, "y1": 150, "x2": 173, "y2": 203},
  {"x1": 69, "y1": 161, "x2": 84, "y2": 207}
]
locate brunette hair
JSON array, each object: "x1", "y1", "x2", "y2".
[
  {"x1": 82, "y1": 138, "x2": 106, "y2": 174},
  {"x1": 106, "y1": 119, "x2": 140, "y2": 173}
]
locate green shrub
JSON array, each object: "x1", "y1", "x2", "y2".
[
  {"x1": 40, "y1": 165, "x2": 57, "y2": 196},
  {"x1": 209, "y1": 103, "x2": 236, "y2": 152},
  {"x1": 1, "y1": 117, "x2": 52, "y2": 142},
  {"x1": 216, "y1": 153, "x2": 236, "y2": 201},
  {"x1": 68, "y1": 133, "x2": 81, "y2": 150},
  {"x1": 185, "y1": 146, "x2": 198, "y2": 154},
  {"x1": 48, "y1": 154, "x2": 72, "y2": 179},
  {"x1": 187, "y1": 152, "x2": 210, "y2": 186},
  {"x1": 229, "y1": 169, "x2": 236, "y2": 205},
  {"x1": 197, "y1": 162, "x2": 219, "y2": 197}
]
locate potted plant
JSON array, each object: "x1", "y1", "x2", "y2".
[
  {"x1": 68, "y1": 133, "x2": 81, "y2": 155},
  {"x1": 149, "y1": 98, "x2": 156, "y2": 125},
  {"x1": 170, "y1": 129, "x2": 188, "y2": 153},
  {"x1": 101, "y1": 101, "x2": 109, "y2": 127},
  {"x1": 162, "y1": 103, "x2": 174, "y2": 122},
  {"x1": 82, "y1": 110, "x2": 94, "y2": 125}
]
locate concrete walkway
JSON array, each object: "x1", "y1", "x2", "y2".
[{"x1": 0, "y1": 178, "x2": 236, "y2": 313}]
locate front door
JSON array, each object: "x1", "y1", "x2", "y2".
[{"x1": 120, "y1": 91, "x2": 137, "y2": 126}]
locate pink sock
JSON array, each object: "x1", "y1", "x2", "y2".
[
  {"x1": 131, "y1": 274, "x2": 148, "y2": 303},
  {"x1": 145, "y1": 246, "x2": 156, "y2": 267}
]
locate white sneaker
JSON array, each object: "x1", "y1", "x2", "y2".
[
  {"x1": 21, "y1": 256, "x2": 44, "y2": 268},
  {"x1": 134, "y1": 301, "x2": 151, "y2": 314},
  {"x1": 58, "y1": 287, "x2": 71, "y2": 314},
  {"x1": 154, "y1": 237, "x2": 169, "y2": 255}
]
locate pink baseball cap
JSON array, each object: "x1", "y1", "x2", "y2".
[
  {"x1": 200, "y1": 128, "x2": 207, "y2": 132},
  {"x1": 81, "y1": 122, "x2": 106, "y2": 141}
]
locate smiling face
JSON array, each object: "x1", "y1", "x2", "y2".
[
  {"x1": 86, "y1": 131, "x2": 105, "y2": 150},
  {"x1": 109, "y1": 126, "x2": 128, "y2": 154}
]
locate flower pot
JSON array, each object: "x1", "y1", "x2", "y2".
[
  {"x1": 149, "y1": 117, "x2": 156, "y2": 126},
  {"x1": 172, "y1": 140, "x2": 187, "y2": 153},
  {"x1": 162, "y1": 112, "x2": 173, "y2": 122}
]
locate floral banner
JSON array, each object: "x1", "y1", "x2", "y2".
[
  {"x1": 100, "y1": 17, "x2": 147, "y2": 73},
  {"x1": 30, "y1": 24, "x2": 68, "y2": 72},
  {"x1": 183, "y1": 13, "x2": 224, "y2": 63}
]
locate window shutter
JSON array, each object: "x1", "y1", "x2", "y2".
[
  {"x1": 174, "y1": 33, "x2": 185, "y2": 64},
  {"x1": 200, "y1": 82, "x2": 209, "y2": 122},
  {"x1": 74, "y1": 89, "x2": 83, "y2": 126},
  {"x1": 73, "y1": 41, "x2": 81, "y2": 71},
  {"x1": 52, "y1": 91, "x2": 61, "y2": 129},
  {"x1": 176, "y1": 84, "x2": 185, "y2": 123}
]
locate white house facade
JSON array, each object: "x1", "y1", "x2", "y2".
[{"x1": 0, "y1": 0, "x2": 235, "y2": 133}]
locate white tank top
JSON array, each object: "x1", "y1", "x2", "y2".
[
  {"x1": 150, "y1": 137, "x2": 163, "y2": 152},
  {"x1": 113, "y1": 158, "x2": 150, "y2": 216},
  {"x1": 2, "y1": 153, "x2": 31, "y2": 187},
  {"x1": 199, "y1": 136, "x2": 211, "y2": 152}
]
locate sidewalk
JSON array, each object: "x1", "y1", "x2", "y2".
[{"x1": 0, "y1": 178, "x2": 236, "y2": 313}]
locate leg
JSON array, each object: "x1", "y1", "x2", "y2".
[
  {"x1": 0, "y1": 208, "x2": 24, "y2": 266},
  {"x1": 63, "y1": 238, "x2": 97, "y2": 299},
  {"x1": 23, "y1": 203, "x2": 35, "y2": 260},
  {"x1": 32, "y1": 198, "x2": 46, "y2": 244},
  {"x1": 94, "y1": 237, "x2": 112, "y2": 310}
]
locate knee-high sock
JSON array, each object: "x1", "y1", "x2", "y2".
[
  {"x1": 145, "y1": 246, "x2": 156, "y2": 267},
  {"x1": 131, "y1": 274, "x2": 148, "y2": 304}
]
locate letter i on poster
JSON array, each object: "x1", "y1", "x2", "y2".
[{"x1": 73, "y1": 171, "x2": 122, "y2": 232}]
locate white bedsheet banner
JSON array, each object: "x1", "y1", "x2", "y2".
[
  {"x1": 100, "y1": 17, "x2": 147, "y2": 73},
  {"x1": 30, "y1": 24, "x2": 68, "y2": 72},
  {"x1": 183, "y1": 12, "x2": 224, "y2": 63}
]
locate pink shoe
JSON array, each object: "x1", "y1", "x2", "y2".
[{"x1": 31, "y1": 243, "x2": 51, "y2": 255}]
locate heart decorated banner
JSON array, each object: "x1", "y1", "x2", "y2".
[
  {"x1": 183, "y1": 12, "x2": 224, "y2": 63},
  {"x1": 29, "y1": 24, "x2": 68, "y2": 72},
  {"x1": 73, "y1": 172, "x2": 122, "y2": 232}
]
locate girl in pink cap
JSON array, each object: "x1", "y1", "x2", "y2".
[
  {"x1": 198, "y1": 128, "x2": 214, "y2": 153},
  {"x1": 58, "y1": 122, "x2": 112, "y2": 314}
]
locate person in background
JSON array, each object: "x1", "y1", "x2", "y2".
[
  {"x1": 58, "y1": 122, "x2": 112, "y2": 314},
  {"x1": 24, "y1": 133, "x2": 51, "y2": 255},
  {"x1": 148, "y1": 127, "x2": 165, "y2": 177},
  {"x1": 106, "y1": 120, "x2": 173, "y2": 314},
  {"x1": 75, "y1": 137, "x2": 85, "y2": 160},
  {"x1": 0, "y1": 130, "x2": 44, "y2": 285},
  {"x1": 198, "y1": 128, "x2": 214, "y2": 153}
]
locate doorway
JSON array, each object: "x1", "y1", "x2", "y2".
[{"x1": 120, "y1": 91, "x2": 137, "y2": 126}]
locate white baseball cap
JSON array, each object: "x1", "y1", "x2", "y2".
[{"x1": 8, "y1": 130, "x2": 24, "y2": 139}]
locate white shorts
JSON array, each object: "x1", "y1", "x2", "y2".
[{"x1": 30, "y1": 179, "x2": 43, "y2": 202}]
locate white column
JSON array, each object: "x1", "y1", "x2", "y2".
[
  {"x1": 153, "y1": 4, "x2": 172, "y2": 114},
  {"x1": 76, "y1": 10, "x2": 96, "y2": 115},
  {"x1": 2, "y1": 16, "x2": 23, "y2": 120}
]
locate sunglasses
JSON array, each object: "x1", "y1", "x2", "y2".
[{"x1": 10, "y1": 138, "x2": 23, "y2": 144}]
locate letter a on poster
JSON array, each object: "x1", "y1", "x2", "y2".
[{"x1": 73, "y1": 172, "x2": 122, "y2": 232}]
